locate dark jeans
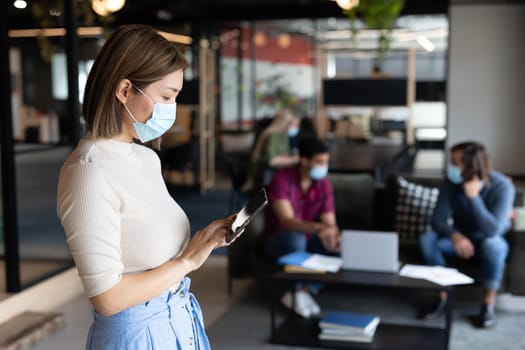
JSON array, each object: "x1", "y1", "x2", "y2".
[
  {"x1": 263, "y1": 231, "x2": 338, "y2": 261},
  {"x1": 419, "y1": 231, "x2": 509, "y2": 290}
]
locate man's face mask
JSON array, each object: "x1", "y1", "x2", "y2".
[
  {"x1": 446, "y1": 164, "x2": 463, "y2": 184},
  {"x1": 309, "y1": 165, "x2": 328, "y2": 181},
  {"x1": 123, "y1": 84, "x2": 177, "y2": 143}
]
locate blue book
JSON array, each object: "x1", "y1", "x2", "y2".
[
  {"x1": 277, "y1": 251, "x2": 312, "y2": 267},
  {"x1": 319, "y1": 311, "x2": 380, "y2": 334},
  {"x1": 277, "y1": 251, "x2": 343, "y2": 273}
]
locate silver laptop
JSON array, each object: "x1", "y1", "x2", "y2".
[{"x1": 341, "y1": 230, "x2": 399, "y2": 273}]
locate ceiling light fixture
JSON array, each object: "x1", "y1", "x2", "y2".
[
  {"x1": 91, "y1": 0, "x2": 125, "y2": 16},
  {"x1": 335, "y1": 0, "x2": 359, "y2": 11},
  {"x1": 104, "y1": 0, "x2": 126, "y2": 12},
  {"x1": 49, "y1": 9, "x2": 62, "y2": 16},
  {"x1": 92, "y1": 0, "x2": 110, "y2": 16},
  {"x1": 416, "y1": 34, "x2": 435, "y2": 52},
  {"x1": 13, "y1": 0, "x2": 27, "y2": 9},
  {"x1": 253, "y1": 31, "x2": 266, "y2": 47},
  {"x1": 157, "y1": 10, "x2": 172, "y2": 21},
  {"x1": 277, "y1": 34, "x2": 291, "y2": 48}
]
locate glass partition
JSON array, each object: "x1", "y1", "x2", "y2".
[
  {"x1": 16, "y1": 148, "x2": 72, "y2": 286},
  {"x1": 10, "y1": 36, "x2": 75, "y2": 288},
  {"x1": 219, "y1": 21, "x2": 317, "y2": 130}
]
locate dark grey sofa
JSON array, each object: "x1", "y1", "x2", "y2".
[{"x1": 227, "y1": 172, "x2": 525, "y2": 295}]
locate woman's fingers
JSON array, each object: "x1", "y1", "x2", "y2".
[
  {"x1": 196, "y1": 218, "x2": 231, "y2": 241},
  {"x1": 197, "y1": 216, "x2": 236, "y2": 248},
  {"x1": 181, "y1": 216, "x2": 238, "y2": 270}
]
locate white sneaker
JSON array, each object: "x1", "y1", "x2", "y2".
[
  {"x1": 280, "y1": 291, "x2": 311, "y2": 318},
  {"x1": 299, "y1": 290, "x2": 321, "y2": 315}
]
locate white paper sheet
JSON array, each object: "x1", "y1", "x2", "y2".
[
  {"x1": 399, "y1": 264, "x2": 474, "y2": 286},
  {"x1": 302, "y1": 254, "x2": 343, "y2": 273}
]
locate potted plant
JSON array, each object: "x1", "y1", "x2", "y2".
[
  {"x1": 344, "y1": 0, "x2": 405, "y2": 61},
  {"x1": 256, "y1": 73, "x2": 310, "y2": 115}
]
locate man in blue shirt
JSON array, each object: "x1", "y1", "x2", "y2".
[{"x1": 419, "y1": 141, "x2": 515, "y2": 328}]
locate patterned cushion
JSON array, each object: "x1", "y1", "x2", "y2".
[{"x1": 395, "y1": 177, "x2": 439, "y2": 240}]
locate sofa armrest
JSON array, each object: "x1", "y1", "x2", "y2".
[{"x1": 506, "y1": 229, "x2": 525, "y2": 295}]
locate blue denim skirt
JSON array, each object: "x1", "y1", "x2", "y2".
[{"x1": 86, "y1": 277, "x2": 210, "y2": 350}]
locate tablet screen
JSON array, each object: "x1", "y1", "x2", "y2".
[{"x1": 227, "y1": 188, "x2": 268, "y2": 243}]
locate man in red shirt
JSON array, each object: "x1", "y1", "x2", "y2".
[{"x1": 260, "y1": 137, "x2": 340, "y2": 318}]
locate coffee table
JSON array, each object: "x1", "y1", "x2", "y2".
[{"x1": 270, "y1": 270, "x2": 453, "y2": 350}]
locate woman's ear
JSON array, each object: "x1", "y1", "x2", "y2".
[{"x1": 115, "y1": 79, "x2": 133, "y2": 104}]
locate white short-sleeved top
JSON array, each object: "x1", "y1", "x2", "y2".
[{"x1": 57, "y1": 137, "x2": 190, "y2": 298}]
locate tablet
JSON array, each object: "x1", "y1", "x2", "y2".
[{"x1": 227, "y1": 188, "x2": 268, "y2": 243}]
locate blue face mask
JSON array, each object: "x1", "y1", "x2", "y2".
[
  {"x1": 123, "y1": 85, "x2": 177, "y2": 143},
  {"x1": 309, "y1": 165, "x2": 328, "y2": 181},
  {"x1": 447, "y1": 164, "x2": 463, "y2": 184},
  {"x1": 287, "y1": 127, "x2": 299, "y2": 137}
]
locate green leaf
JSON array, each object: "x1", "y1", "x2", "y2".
[{"x1": 345, "y1": 0, "x2": 405, "y2": 59}]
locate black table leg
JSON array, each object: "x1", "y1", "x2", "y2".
[
  {"x1": 444, "y1": 288, "x2": 453, "y2": 350},
  {"x1": 270, "y1": 279, "x2": 276, "y2": 341}
]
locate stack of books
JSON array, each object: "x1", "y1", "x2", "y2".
[
  {"x1": 277, "y1": 251, "x2": 343, "y2": 273},
  {"x1": 318, "y1": 311, "x2": 380, "y2": 343}
]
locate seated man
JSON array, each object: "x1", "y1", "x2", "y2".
[
  {"x1": 259, "y1": 136, "x2": 340, "y2": 318},
  {"x1": 419, "y1": 141, "x2": 515, "y2": 328}
]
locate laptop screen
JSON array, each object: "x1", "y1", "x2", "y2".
[{"x1": 341, "y1": 230, "x2": 399, "y2": 273}]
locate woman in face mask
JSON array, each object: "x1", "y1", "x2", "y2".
[
  {"x1": 245, "y1": 109, "x2": 301, "y2": 191},
  {"x1": 418, "y1": 141, "x2": 515, "y2": 328},
  {"x1": 57, "y1": 24, "x2": 234, "y2": 349}
]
